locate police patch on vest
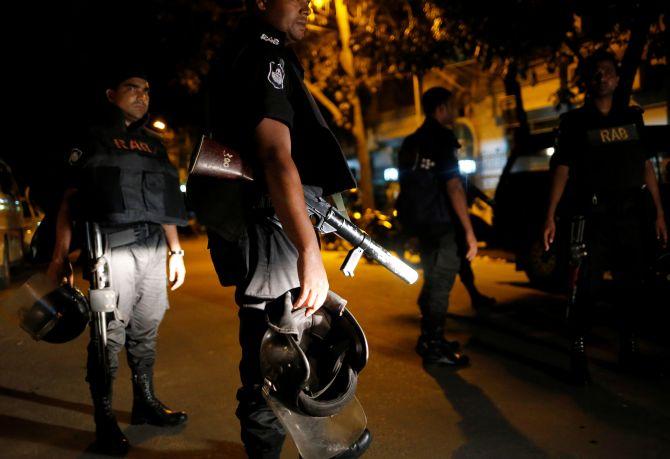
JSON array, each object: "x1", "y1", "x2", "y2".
[
  {"x1": 268, "y1": 59, "x2": 285, "y2": 90},
  {"x1": 68, "y1": 148, "x2": 83, "y2": 165},
  {"x1": 587, "y1": 124, "x2": 639, "y2": 146}
]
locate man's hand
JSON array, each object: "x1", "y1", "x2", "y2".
[
  {"x1": 46, "y1": 258, "x2": 74, "y2": 287},
  {"x1": 656, "y1": 215, "x2": 668, "y2": 248},
  {"x1": 543, "y1": 216, "x2": 556, "y2": 251},
  {"x1": 168, "y1": 254, "x2": 186, "y2": 291},
  {"x1": 293, "y1": 248, "x2": 329, "y2": 317},
  {"x1": 464, "y1": 231, "x2": 478, "y2": 261}
]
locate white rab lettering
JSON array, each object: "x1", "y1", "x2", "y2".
[
  {"x1": 260, "y1": 33, "x2": 280, "y2": 46},
  {"x1": 222, "y1": 152, "x2": 233, "y2": 168}
]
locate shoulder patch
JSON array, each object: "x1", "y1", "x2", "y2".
[
  {"x1": 267, "y1": 59, "x2": 286, "y2": 90},
  {"x1": 68, "y1": 148, "x2": 83, "y2": 165}
]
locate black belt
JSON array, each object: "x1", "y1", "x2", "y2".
[{"x1": 101, "y1": 223, "x2": 159, "y2": 249}]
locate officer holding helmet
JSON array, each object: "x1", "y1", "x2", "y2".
[
  {"x1": 48, "y1": 66, "x2": 189, "y2": 454},
  {"x1": 193, "y1": 0, "x2": 370, "y2": 457},
  {"x1": 544, "y1": 51, "x2": 667, "y2": 384}
]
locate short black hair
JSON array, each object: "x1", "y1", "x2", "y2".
[
  {"x1": 585, "y1": 50, "x2": 620, "y2": 78},
  {"x1": 421, "y1": 86, "x2": 452, "y2": 116}
]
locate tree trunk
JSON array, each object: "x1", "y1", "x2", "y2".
[
  {"x1": 616, "y1": 13, "x2": 652, "y2": 108},
  {"x1": 334, "y1": 0, "x2": 375, "y2": 209},
  {"x1": 351, "y1": 94, "x2": 374, "y2": 209}
]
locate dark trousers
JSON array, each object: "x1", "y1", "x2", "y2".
[
  {"x1": 236, "y1": 304, "x2": 286, "y2": 459},
  {"x1": 417, "y1": 229, "x2": 461, "y2": 339},
  {"x1": 569, "y1": 198, "x2": 648, "y2": 337}
]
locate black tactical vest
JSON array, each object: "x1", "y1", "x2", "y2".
[
  {"x1": 558, "y1": 104, "x2": 649, "y2": 201},
  {"x1": 74, "y1": 114, "x2": 187, "y2": 226}
]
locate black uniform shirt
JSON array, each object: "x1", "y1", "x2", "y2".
[
  {"x1": 396, "y1": 117, "x2": 461, "y2": 232},
  {"x1": 398, "y1": 117, "x2": 461, "y2": 184},
  {"x1": 552, "y1": 103, "x2": 651, "y2": 199},
  {"x1": 210, "y1": 19, "x2": 355, "y2": 197}
]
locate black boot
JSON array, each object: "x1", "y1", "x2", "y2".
[
  {"x1": 131, "y1": 372, "x2": 188, "y2": 426},
  {"x1": 416, "y1": 334, "x2": 461, "y2": 353},
  {"x1": 416, "y1": 335, "x2": 469, "y2": 366},
  {"x1": 619, "y1": 333, "x2": 642, "y2": 372},
  {"x1": 331, "y1": 428, "x2": 372, "y2": 458},
  {"x1": 569, "y1": 336, "x2": 591, "y2": 385},
  {"x1": 91, "y1": 384, "x2": 130, "y2": 456}
]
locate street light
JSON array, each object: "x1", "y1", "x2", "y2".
[
  {"x1": 152, "y1": 120, "x2": 167, "y2": 131},
  {"x1": 458, "y1": 159, "x2": 477, "y2": 175}
]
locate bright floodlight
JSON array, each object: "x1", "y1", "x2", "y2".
[
  {"x1": 545, "y1": 147, "x2": 555, "y2": 156},
  {"x1": 179, "y1": 184, "x2": 187, "y2": 193},
  {"x1": 153, "y1": 120, "x2": 167, "y2": 130},
  {"x1": 458, "y1": 159, "x2": 477, "y2": 175},
  {"x1": 384, "y1": 168, "x2": 399, "y2": 181}
]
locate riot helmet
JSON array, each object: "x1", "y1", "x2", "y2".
[
  {"x1": 9, "y1": 273, "x2": 90, "y2": 344},
  {"x1": 260, "y1": 290, "x2": 368, "y2": 417}
]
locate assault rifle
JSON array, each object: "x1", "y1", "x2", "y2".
[
  {"x1": 83, "y1": 222, "x2": 117, "y2": 387},
  {"x1": 566, "y1": 216, "x2": 587, "y2": 319},
  {"x1": 189, "y1": 136, "x2": 418, "y2": 285}
]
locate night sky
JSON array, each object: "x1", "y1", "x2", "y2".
[{"x1": 12, "y1": 1, "x2": 243, "y2": 209}]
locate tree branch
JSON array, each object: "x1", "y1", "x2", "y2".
[{"x1": 304, "y1": 80, "x2": 344, "y2": 125}]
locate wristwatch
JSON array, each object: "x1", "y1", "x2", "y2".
[{"x1": 169, "y1": 249, "x2": 185, "y2": 256}]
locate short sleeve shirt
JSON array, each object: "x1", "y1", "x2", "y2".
[{"x1": 209, "y1": 20, "x2": 355, "y2": 195}]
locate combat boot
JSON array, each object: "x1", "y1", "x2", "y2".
[
  {"x1": 569, "y1": 336, "x2": 591, "y2": 385},
  {"x1": 416, "y1": 336, "x2": 469, "y2": 366},
  {"x1": 416, "y1": 334, "x2": 461, "y2": 354},
  {"x1": 131, "y1": 372, "x2": 188, "y2": 426},
  {"x1": 619, "y1": 333, "x2": 642, "y2": 372},
  {"x1": 90, "y1": 384, "x2": 129, "y2": 455}
]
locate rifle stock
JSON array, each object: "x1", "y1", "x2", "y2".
[{"x1": 190, "y1": 136, "x2": 254, "y2": 182}]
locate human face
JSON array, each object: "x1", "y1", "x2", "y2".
[
  {"x1": 589, "y1": 60, "x2": 619, "y2": 99},
  {"x1": 257, "y1": 0, "x2": 311, "y2": 44},
  {"x1": 435, "y1": 99, "x2": 455, "y2": 126},
  {"x1": 106, "y1": 77, "x2": 150, "y2": 123}
]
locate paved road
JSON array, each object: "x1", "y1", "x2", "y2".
[{"x1": 1, "y1": 235, "x2": 669, "y2": 458}]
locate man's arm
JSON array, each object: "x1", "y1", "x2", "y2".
[
  {"x1": 46, "y1": 188, "x2": 77, "y2": 285},
  {"x1": 644, "y1": 160, "x2": 668, "y2": 247},
  {"x1": 543, "y1": 164, "x2": 570, "y2": 250},
  {"x1": 446, "y1": 178, "x2": 477, "y2": 261},
  {"x1": 162, "y1": 224, "x2": 186, "y2": 290},
  {"x1": 255, "y1": 118, "x2": 328, "y2": 314}
]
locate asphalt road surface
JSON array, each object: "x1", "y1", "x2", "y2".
[{"x1": 1, "y1": 235, "x2": 669, "y2": 458}]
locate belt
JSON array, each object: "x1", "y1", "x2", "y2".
[{"x1": 100, "y1": 223, "x2": 159, "y2": 249}]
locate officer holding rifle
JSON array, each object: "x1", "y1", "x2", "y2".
[
  {"x1": 48, "y1": 67, "x2": 189, "y2": 454},
  {"x1": 191, "y1": 0, "x2": 377, "y2": 457},
  {"x1": 543, "y1": 51, "x2": 667, "y2": 384}
]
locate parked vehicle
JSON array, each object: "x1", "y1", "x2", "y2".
[{"x1": 0, "y1": 159, "x2": 28, "y2": 288}]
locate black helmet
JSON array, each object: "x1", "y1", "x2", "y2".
[
  {"x1": 20, "y1": 284, "x2": 90, "y2": 344},
  {"x1": 260, "y1": 291, "x2": 368, "y2": 418}
]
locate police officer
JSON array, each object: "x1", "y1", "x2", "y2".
[
  {"x1": 397, "y1": 87, "x2": 476, "y2": 366},
  {"x1": 48, "y1": 68, "x2": 189, "y2": 454},
  {"x1": 197, "y1": 1, "x2": 369, "y2": 457},
  {"x1": 543, "y1": 51, "x2": 667, "y2": 384}
]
